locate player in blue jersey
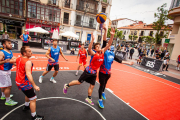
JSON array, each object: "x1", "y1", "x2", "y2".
[
  {"x1": 39, "y1": 39, "x2": 68, "y2": 83},
  {"x1": 0, "y1": 39, "x2": 18, "y2": 106},
  {"x1": 20, "y1": 30, "x2": 31, "y2": 46},
  {"x1": 97, "y1": 25, "x2": 134, "y2": 108}
]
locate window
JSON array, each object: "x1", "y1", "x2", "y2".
[
  {"x1": 134, "y1": 31, "x2": 137, "y2": 35},
  {"x1": 176, "y1": 0, "x2": 180, "y2": 7},
  {"x1": 131, "y1": 31, "x2": 133, "y2": 35},
  {"x1": 27, "y1": 2, "x2": 60, "y2": 22},
  {"x1": 0, "y1": 0, "x2": 24, "y2": 16},
  {"x1": 150, "y1": 31, "x2": 153, "y2": 36},
  {"x1": 76, "y1": 32, "x2": 80, "y2": 40},
  {"x1": 76, "y1": 15, "x2": 81, "y2": 25},
  {"x1": 140, "y1": 31, "x2": 144, "y2": 36},
  {"x1": 63, "y1": 12, "x2": 69, "y2": 24},
  {"x1": 89, "y1": 18, "x2": 94, "y2": 27},
  {"x1": 102, "y1": 7, "x2": 106, "y2": 13}
]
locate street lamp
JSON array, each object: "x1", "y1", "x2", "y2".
[{"x1": 80, "y1": 1, "x2": 89, "y2": 42}]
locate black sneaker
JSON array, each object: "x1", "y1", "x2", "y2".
[
  {"x1": 22, "y1": 105, "x2": 30, "y2": 111},
  {"x1": 32, "y1": 115, "x2": 44, "y2": 120}
]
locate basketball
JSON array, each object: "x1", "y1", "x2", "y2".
[{"x1": 96, "y1": 12, "x2": 107, "y2": 24}]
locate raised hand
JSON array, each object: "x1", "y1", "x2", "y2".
[
  {"x1": 91, "y1": 32, "x2": 95, "y2": 41},
  {"x1": 110, "y1": 27, "x2": 115, "y2": 36},
  {"x1": 102, "y1": 24, "x2": 107, "y2": 30}
]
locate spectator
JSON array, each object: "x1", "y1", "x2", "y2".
[
  {"x1": 165, "y1": 51, "x2": 169, "y2": 56},
  {"x1": 143, "y1": 49, "x2": 147, "y2": 56},
  {"x1": 147, "y1": 49, "x2": 150, "y2": 56},
  {"x1": 138, "y1": 47, "x2": 141, "y2": 57},
  {"x1": 20, "y1": 30, "x2": 31, "y2": 46},
  {"x1": 160, "y1": 51, "x2": 165, "y2": 60},
  {"x1": 110, "y1": 44, "x2": 115, "y2": 52},
  {"x1": 2, "y1": 31, "x2": 9, "y2": 39},
  {"x1": 162, "y1": 54, "x2": 170, "y2": 71},
  {"x1": 116, "y1": 44, "x2": 121, "y2": 51},
  {"x1": 156, "y1": 51, "x2": 161, "y2": 60},
  {"x1": 70, "y1": 48, "x2": 75, "y2": 55},
  {"x1": 129, "y1": 47, "x2": 134, "y2": 59},
  {"x1": 150, "y1": 49, "x2": 154, "y2": 57},
  {"x1": 137, "y1": 54, "x2": 145, "y2": 65},
  {"x1": 176, "y1": 54, "x2": 180, "y2": 71},
  {"x1": 126, "y1": 45, "x2": 129, "y2": 56}
]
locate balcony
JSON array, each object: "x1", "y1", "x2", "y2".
[
  {"x1": 62, "y1": 1, "x2": 73, "y2": 9},
  {"x1": 47, "y1": 0, "x2": 59, "y2": 6},
  {"x1": 74, "y1": 20, "x2": 96, "y2": 29},
  {"x1": 76, "y1": 5, "x2": 98, "y2": 15},
  {"x1": 63, "y1": 18, "x2": 70, "y2": 25}
]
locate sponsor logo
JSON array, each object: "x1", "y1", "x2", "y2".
[
  {"x1": 146, "y1": 60, "x2": 155, "y2": 68},
  {"x1": 97, "y1": 59, "x2": 103, "y2": 62},
  {"x1": 109, "y1": 56, "x2": 114, "y2": 59},
  {"x1": 54, "y1": 52, "x2": 58, "y2": 55}
]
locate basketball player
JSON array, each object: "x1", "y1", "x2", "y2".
[
  {"x1": 63, "y1": 28, "x2": 115, "y2": 105},
  {"x1": 75, "y1": 43, "x2": 88, "y2": 76},
  {"x1": 0, "y1": 39, "x2": 18, "y2": 106},
  {"x1": 16, "y1": 46, "x2": 44, "y2": 120},
  {"x1": 98, "y1": 24, "x2": 134, "y2": 108},
  {"x1": 39, "y1": 39, "x2": 68, "y2": 83}
]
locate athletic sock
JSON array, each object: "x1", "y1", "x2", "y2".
[
  {"x1": 31, "y1": 112, "x2": 36, "y2": 117},
  {"x1": 67, "y1": 84, "x2": 70, "y2": 87},
  {"x1": 6, "y1": 97, "x2": 10, "y2": 102},
  {"x1": 1, "y1": 92, "x2": 5, "y2": 97},
  {"x1": 88, "y1": 96, "x2": 91, "y2": 99},
  {"x1": 25, "y1": 102, "x2": 30, "y2": 106},
  {"x1": 51, "y1": 77, "x2": 54, "y2": 79},
  {"x1": 76, "y1": 70, "x2": 78, "y2": 74},
  {"x1": 41, "y1": 75, "x2": 43, "y2": 78},
  {"x1": 99, "y1": 99, "x2": 102, "y2": 101}
]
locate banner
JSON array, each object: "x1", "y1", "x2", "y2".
[
  {"x1": 114, "y1": 50, "x2": 127, "y2": 62},
  {"x1": 141, "y1": 57, "x2": 163, "y2": 71}
]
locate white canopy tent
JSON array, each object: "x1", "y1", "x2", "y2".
[
  {"x1": 26, "y1": 27, "x2": 49, "y2": 34},
  {"x1": 59, "y1": 31, "x2": 79, "y2": 39}
]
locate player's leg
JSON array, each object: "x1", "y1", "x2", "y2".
[
  {"x1": 76, "y1": 59, "x2": 82, "y2": 76},
  {"x1": 22, "y1": 88, "x2": 44, "y2": 120},
  {"x1": 4, "y1": 87, "x2": 18, "y2": 106},
  {"x1": 102, "y1": 74, "x2": 111, "y2": 100},
  {"x1": 85, "y1": 84, "x2": 95, "y2": 105},
  {"x1": 98, "y1": 72, "x2": 106, "y2": 108},
  {"x1": 39, "y1": 64, "x2": 52, "y2": 83},
  {"x1": 50, "y1": 65, "x2": 59, "y2": 83},
  {"x1": 63, "y1": 70, "x2": 88, "y2": 94}
]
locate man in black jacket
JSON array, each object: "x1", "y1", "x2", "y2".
[{"x1": 129, "y1": 47, "x2": 134, "y2": 59}]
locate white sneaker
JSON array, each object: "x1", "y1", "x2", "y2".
[
  {"x1": 75, "y1": 71, "x2": 78, "y2": 76},
  {"x1": 50, "y1": 78, "x2": 57, "y2": 83},
  {"x1": 178, "y1": 67, "x2": 180, "y2": 71},
  {"x1": 39, "y1": 76, "x2": 43, "y2": 83}
]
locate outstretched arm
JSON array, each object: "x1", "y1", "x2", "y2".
[
  {"x1": 60, "y1": 48, "x2": 68, "y2": 61},
  {"x1": 102, "y1": 24, "x2": 107, "y2": 49},
  {"x1": 88, "y1": 32, "x2": 96, "y2": 56},
  {"x1": 102, "y1": 28, "x2": 115, "y2": 53},
  {"x1": 46, "y1": 48, "x2": 55, "y2": 62}
]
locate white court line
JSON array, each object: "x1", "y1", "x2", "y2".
[
  {"x1": 0, "y1": 97, "x2": 106, "y2": 120},
  {"x1": 30, "y1": 60, "x2": 77, "y2": 63},
  {"x1": 112, "y1": 68, "x2": 180, "y2": 90},
  {"x1": 96, "y1": 82, "x2": 149, "y2": 120}
]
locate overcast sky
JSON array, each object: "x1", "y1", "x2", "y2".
[{"x1": 110, "y1": 0, "x2": 174, "y2": 24}]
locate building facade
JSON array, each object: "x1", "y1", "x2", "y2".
[
  {"x1": 0, "y1": 0, "x2": 26, "y2": 39},
  {"x1": 111, "y1": 18, "x2": 137, "y2": 29},
  {"x1": 168, "y1": 0, "x2": 180, "y2": 64},
  {"x1": 60, "y1": 0, "x2": 112, "y2": 44}
]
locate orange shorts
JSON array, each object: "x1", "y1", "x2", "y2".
[{"x1": 79, "y1": 59, "x2": 86, "y2": 66}]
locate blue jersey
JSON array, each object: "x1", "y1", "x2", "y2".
[
  {"x1": 99, "y1": 50, "x2": 115, "y2": 74},
  {"x1": 23, "y1": 34, "x2": 29, "y2": 43},
  {"x1": 48, "y1": 46, "x2": 61, "y2": 65},
  {"x1": 0, "y1": 50, "x2": 13, "y2": 71}
]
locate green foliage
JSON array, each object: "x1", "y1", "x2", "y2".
[
  {"x1": 153, "y1": 3, "x2": 170, "y2": 45},
  {"x1": 129, "y1": 35, "x2": 133, "y2": 41},
  {"x1": 142, "y1": 36, "x2": 155, "y2": 45},
  {"x1": 116, "y1": 30, "x2": 124, "y2": 40},
  {"x1": 133, "y1": 35, "x2": 138, "y2": 41},
  {"x1": 107, "y1": 28, "x2": 122, "y2": 39}
]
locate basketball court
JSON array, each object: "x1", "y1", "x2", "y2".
[{"x1": 0, "y1": 53, "x2": 180, "y2": 120}]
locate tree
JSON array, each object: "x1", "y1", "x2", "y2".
[
  {"x1": 107, "y1": 28, "x2": 118, "y2": 38},
  {"x1": 116, "y1": 30, "x2": 124, "y2": 40},
  {"x1": 133, "y1": 35, "x2": 138, "y2": 41},
  {"x1": 153, "y1": 3, "x2": 170, "y2": 47},
  {"x1": 142, "y1": 36, "x2": 155, "y2": 47},
  {"x1": 129, "y1": 35, "x2": 133, "y2": 41}
]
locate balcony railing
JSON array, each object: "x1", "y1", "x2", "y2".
[
  {"x1": 62, "y1": 1, "x2": 73, "y2": 9},
  {"x1": 63, "y1": 18, "x2": 70, "y2": 24},
  {"x1": 76, "y1": 5, "x2": 98, "y2": 14},
  {"x1": 47, "y1": 0, "x2": 59, "y2": 6},
  {"x1": 74, "y1": 20, "x2": 96, "y2": 29}
]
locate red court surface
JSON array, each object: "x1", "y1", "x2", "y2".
[{"x1": 12, "y1": 53, "x2": 180, "y2": 120}]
